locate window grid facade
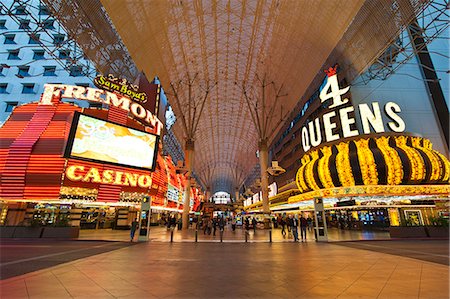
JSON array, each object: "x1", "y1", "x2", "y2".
[{"x1": 0, "y1": 0, "x2": 96, "y2": 126}]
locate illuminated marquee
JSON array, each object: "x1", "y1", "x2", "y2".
[
  {"x1": 66, "y1": 165, "x2": 152, "y2": 188},
  {"x1": 301, "y1": 66, "x2": 406, "y2": 152},
  {"x1": 40, "y1": 84, "x2": 163, "y2": 135},
  {"x1": 94, "y1": 74, "x2": 148, "y2": 103}
]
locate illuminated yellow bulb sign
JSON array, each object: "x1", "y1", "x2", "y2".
[{"x1": 66, "y1": 165, "x2": 152, "y2": 188}]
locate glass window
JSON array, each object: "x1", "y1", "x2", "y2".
[
  {"x1": 8, "y1": 49, "x2": 20, "y2": 60},
  {"x1": 76, "y1": 83, "x2": 90, "y2": 87},
  {"x1": 42, "y1": 19, "x2": 54, "y2": 29},
  {"x1": 17, "y1": 66, "x2": 30, "y2": 77},
  {"x1": 4, "y1": 34, "x2": 15, "y2": 44},
  {"x1": 22, "y1": 83, "x2": 35, "y2": 94},
  {"x1": 0, "y1": 20, "x2": 6, "y2": 29},
  {"x1": 19, "y1": 19, "x2": 30, "y2": 29},
  {"x1": 43, "y1": 66, "x2": 56, "y2": 76},
  {"x1": 33, "y1": 50, "x2": 45, "y2": 60},
  {"x1": 0, "y1": 66, "x2": 4, "y2": 76},
  {"x1": 53, "y1": 34, "x2": 65, "y2": 45},
  {"x1": 89, "y1": 102, "x2": 102, "y2": 109},
  {"x1": 15, "y1": 6, "x2": 27, "y2": 15},
  {"x1": 28, "y1": 34, "x2": 39, "y2": 44},
  {"x1": 39, "y1": 5, "x2": 50, "y2": 15},
  {"x1": 70, "y1": 66, "x2": 83, "y2": 77},
  {"x1": 0, "y1": 83, "x2": 8, "y2": 93},
  {"x1": 59, "y1": 50, "x2": 70, "y2": 59},
  {"x1": 5, "y1": 101, "x2": 18, "y2": 112}
]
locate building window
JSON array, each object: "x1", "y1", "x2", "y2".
[
  {"x1": 14, "y1": 6, "x2": 27, "y2": 15},
  {"x1": 0, "y1": 20, "x2": 6, "y2": 29},
  {"x1": 53, "y1": 34, "x2": 65, "y2": 46},
  {"x1": 76, "y1": 83, "x2": 90, "y2": 88},
  {"x1": 28, "y1": 34, "x2": 40, "y2": 44},
  {"x1": 33, "y1": 50, "x2": 45, "y2": 60},
  {"x1": 59, "y1": 50, "x2": 70, "y2": 59},
  {"x1": 22, "y1": 83, "x2": 35, "y2": 94},
  {"x1": 19, "y1": 19, "x2": 30, "y2": 29},
  {"x1": 5, "y1": 101, "x2": 18, "y2": 112},
  {"x1": 70, "y1": 66, "x2": 83, "y2": 77},
  {"x1": 0, "y1": 83, "x2": 8, "y2": 93},
  {"x1": 43, "y1": 66, "x2": 56, "y2": 76},
  {"x1": 17, "y1": 66, "x2": 30, "y2": 77},
  {"x1": 42, "y1": 19, "x2": 54, "y2": 29},
  {"x1": 8, "y1": 49, "x2": 20, "y2": 60},
  {"x1": 89, "y1": 102, "x2": 102, "y2": 109},
  {"x1": 39, "y1": 5, "x2": 50, "y2": 15},
  {"x1": 4, "y1": 34, "x2": 15, "y2": 44},
  {"x1": 0, "y1": 66, "x2": 4, "y2": 76}
]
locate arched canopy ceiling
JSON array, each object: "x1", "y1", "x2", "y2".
[
  {"x1": 97, "y1": 0, "x2": 364, "y2": 193},
  {"x1": 45, "y1": 0, "x2": 429, "y2": 194}
]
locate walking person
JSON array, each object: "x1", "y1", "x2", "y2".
[
  {"x1": 289, "y1": 214, "x2": 299, "y2": 242},
  {"x1": 213, "y1": 217, "x2": 218, "y2": 236},
  {"x1": 130, "y1": 219, "x2": 139, "y2": 242},
  {"x1": 252, "y1": 217, "x2": 257, "y2": 233},
  {"x1": 307, "y1": 216, "x2": 313, "y2": 232},
  {"x1": 280, "y1": 217, "x2": 286, "y2": 236},
  {"x1": 300, "y1": 214, "x2": 308, "y2": 241},
  {"x1": 245, "y1": 217, "x2": 250, "y2": 231},
  {"x1": 219, "y1": 216, "x2": 225, "y2": 232},
  {"x1": 231, "y1": 217, "x2": 236, "y2": 231}
]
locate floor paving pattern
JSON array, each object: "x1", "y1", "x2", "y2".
[{"x1": 1, "y1": 240, "x2": 448, "y2": 298}]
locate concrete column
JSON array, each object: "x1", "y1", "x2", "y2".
[
  {"x1": 182, "y1": 139, "x2": 194, "y2": 230},
  {"x1": 259, "y1": 139, "x2": 270, "y2": 214},
  {"x1": 235, "y1": 189, "x2": 239, "y2": 203}
]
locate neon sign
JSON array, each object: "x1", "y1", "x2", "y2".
[
  {"x1": 301, "y1": 66, "x2": 406, "y2": 152},
  {"x1": 40, "y1": 84, "x2": 163, "y2": 135},
  {"x1": 65, "y1": 165, "x2": 152, "y2": 188}
]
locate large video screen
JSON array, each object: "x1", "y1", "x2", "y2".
[{"x1": 65, "y1": 112, "x2": 159, "y2": 171}]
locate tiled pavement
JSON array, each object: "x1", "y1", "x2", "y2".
[
  {"x1": 78, "y1": 226, "x2": 391, "y2": 243},
  {"x1": 1, "y1": 240, "x2": 448, "y2": 298}
]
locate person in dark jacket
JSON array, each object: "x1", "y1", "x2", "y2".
[
  {"x1": 288, "y1": 214, "x2": 299, "y2": 242},
  {"x1": 213, "y1": 217, "x2": 218, "y2": 236},
  {"x1": 299, "y1": 214, "x2": 308, "y2": 241},
  {"x1": 280, "y1": 217, "x2": 286, "y2": 236},
  {"x1": 130, "y1": 219, "x2": 139, "y2": 242},
  {"x1": 252, "y1": 217, "x2": 257, "y2": 233}
]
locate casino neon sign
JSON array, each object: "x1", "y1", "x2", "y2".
[{"x1": 65, "y1": 165, "x2": 152, "y2": 188}]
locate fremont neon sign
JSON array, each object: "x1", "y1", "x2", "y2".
[
  {"x1": 40, "y1": 84, "x2": 163, "y2": 135},
  {"x1": 65, "y1": 165, "x2": 152, "y2": 188},
  {"x1": 301, "y1": 66, "x2": 406, "y2": 152}
]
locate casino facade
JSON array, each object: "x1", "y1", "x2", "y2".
[{"x1": 0, "y1": 83, "x2": 202, "y2": 231}]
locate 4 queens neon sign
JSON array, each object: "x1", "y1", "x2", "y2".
[{"x1": 301, "y1": 65, "x2": 406, "y2": 152}]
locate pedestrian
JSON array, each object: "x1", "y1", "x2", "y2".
[
  {"x1": 207, "y1": 218, "x2": 213, "y2": 235},
  {"x1": 252, "y1": 217, "x2": 257, "y2": 233},
  {"x1": 219, "y1": 216, "x2": 225, "y2": 234},
  {"x1": 130, "y1": 219, "x2": 139, "y2": 242},
  {"x1": 286, "y1": 215, "x2": 293, "y2": 237},
  {"x1": 245, "y1": 217, "x2": 250, "y2": 231},
  {"x1": 213, "y1": 217, "x2": 218, "y2": 236},
  {"x1": 280, "y1": 217, "x2": 286, "y2": 236},
  {"x1": 300, "y1": 214, "x2": 308, "y2": 241},
  {"x1": 307, "y1": 216, "x2": 313, "y2": 232},
  {"x1": 231, "y1": 217, "x2": 236, "y2": 231},
  {"x1": 289, "y1": 214, "x2": 299, "y2": 242}
]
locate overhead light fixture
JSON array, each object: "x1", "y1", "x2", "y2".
[{"x1": 267, "y1": 161, "x2": 286, "y2": 176}]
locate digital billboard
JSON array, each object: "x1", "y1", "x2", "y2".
[{"x1": 65, "y1": 112, "x2": 159, "y2": 171}]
